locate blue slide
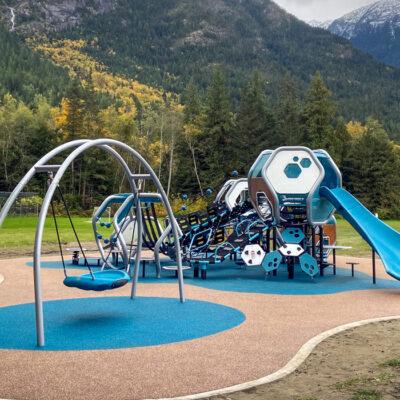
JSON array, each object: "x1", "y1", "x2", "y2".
[{"x1": 320, "y1": 187, "x2": 400, "y2": 281}]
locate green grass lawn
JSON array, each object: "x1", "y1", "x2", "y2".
[
  {"x1": 0, "y1": 215, "x2": 399, "y2": 258},
  {"x1": 335, "y1": 218, "x2": 400, "y2": 257},
  {"x1": 0, "y1": 216, "x2": 94, "y2": 256}
]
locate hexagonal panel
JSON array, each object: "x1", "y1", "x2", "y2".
[
  {"x1": 300, "y1": 157, "x2": 312, "y2": 168},
  {"x1": 265, "y1": 149, "x2": 323, "y2": 195},
  {"x1": 278, "y1": 243, "x2": 305, "y2": 257},
  {"x1": 242, "y1": 244, "x2": 265, "y2": 267},
  {"x1": 262, "y1": 250, "x2": 282, "y2": 273},
  {"x1": 282, "y1": 227, "x2": 305, "y2": 244},
  {"x1": 299, "y1": 252, "x2": 319, "y2": 277},
  {"x1": 284, "y1": 163, "x2": 302, "y2": 179}
]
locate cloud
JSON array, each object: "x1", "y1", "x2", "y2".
[{"x1": 273, "y1": 0, "x2": 376, "y2": 21}]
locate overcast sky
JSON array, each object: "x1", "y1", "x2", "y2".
[{"x1": 273, "y1": 0, "x2": 376, "y2": 21}]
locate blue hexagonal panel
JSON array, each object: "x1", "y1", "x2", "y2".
[
  {"x1": 262, "y1": 250, "x2": 283, "y2": 273},
  {"x1": 299, "y1": 253, "x2": 319, "y2": 277},
  {"x1": 284, "y1": 163, "x2": 302, "y2": 179},
  {"x1": 282, "y1": 227, "x2": 305, "y2": 244},
  {"x1": 300, "y1": 158, "x2": 312, "y2": 168}
]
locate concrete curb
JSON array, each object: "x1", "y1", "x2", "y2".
[{"x1": 153, "y1": 315, "x2": 400, "y2": 400}]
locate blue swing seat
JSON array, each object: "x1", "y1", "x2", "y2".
[{"x1": 63, "y1": 270, "x2": 130, "y2": 291}]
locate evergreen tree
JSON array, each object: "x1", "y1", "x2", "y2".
[
  {"x1": 236, "y1": 71, "x2": 275, "y2": 172},
  {"x1": 333, "y1": 117, "x2": 352, "y2": 168},
  {"x1": 201, "y1": 69, "x2": 235, "y2": 188},
  {"x1": 346, "y1": 119, "x2": 400, "y2": 217},
  {"x1": 276, "y1": 75, "x2": 302, "y2": 146},
  {"x1": 302, "y1": 72, "x2": 336, "y2": 152}
]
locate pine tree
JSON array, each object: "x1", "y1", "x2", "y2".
[
  {"x1": 333, "y1": 117, "x2": 352, "y2": 168},
  {"x1": 302, "y1": 72, "x2": 336, "y2": 151},
  {"x1": 276, "y1": 75, "x2": 302, "y2": 146},
  {"x1": 201, "y1": 68, "x2": 235, "y2": 188},
  {"x1": 236, "y1": 71, "x2": 275, "y2": 172},
  {"x1": 346, "y1": 119, "x2": 400, "y2": 217}
]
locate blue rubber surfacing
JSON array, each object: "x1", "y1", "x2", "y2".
[
  {"x1": 0, "y1": 297, "x2": 245, "y2": 351},
  {"x1": 25, "y1": 260, "x2": 400, "y2": 295}
]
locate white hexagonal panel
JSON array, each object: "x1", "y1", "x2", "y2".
[
  {"x1": 242, "y1": 244, "x2": 265, "y2": 267},
  {"x1": 265, "y1": 149, "x2": 322, "y2": 195},
  {"x1": 278, "y1": 243, "x2": 305, "y2": 257}
]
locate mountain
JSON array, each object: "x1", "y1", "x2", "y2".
[
  {"x1": 308, "y1": 19, "x2": 333, "y2": 29},
  {"x1": 0, "y1": 0, "x2": 114, "y2": 35},
  {"x1": 329, "y1": 0, "x2": 400, "y2": 67},
  {"x1": 2, "y1": 0, "x2": 400, "y2": 134},
  {"x1": 0, "y1": 23, "x2": 70, "y2": 104}
]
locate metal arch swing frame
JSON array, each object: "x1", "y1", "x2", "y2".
[{"x1": 0, "y1": 139, "x2": 185, "y2": 347}]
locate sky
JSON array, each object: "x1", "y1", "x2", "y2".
[{"x1": 273, "y1": 0, "x2": 376, "y2": 22}]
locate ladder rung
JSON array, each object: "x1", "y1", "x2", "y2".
[
  {"x1": 35, "y1": 165, "x2": 61, "y2": 173},
  {"x1": 131, "y1": 174, "x2": 151, "y2": 180}
]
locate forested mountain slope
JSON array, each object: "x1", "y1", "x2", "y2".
[
  {"x1": 2, "y1": 0, "x2": 400, "y2": 132},
  {"x1": 0, "y1": 24, "x2": 70, "y2": 104}
]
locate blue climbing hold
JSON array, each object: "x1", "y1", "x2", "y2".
[
  {"x1": 299, "y1": 253, "x2": 319, "y2": 278},
  {"x1": 262, "y1": 250, "x2": 283, "y2": 273},
  {"x1": 282, "y1": 227, "x2": 305, "y2": 244}
]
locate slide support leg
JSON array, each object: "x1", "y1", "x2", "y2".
[{"x1": 372, "y1": 249, "x2": 376, "y2": 284}]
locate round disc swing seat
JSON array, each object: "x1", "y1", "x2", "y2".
[
  {"x1": 48, "y1": 182, "x2": 134, "y2": 293},
  {"x1": 63, "y1": 270, "x2": 130, "y2": 291}
]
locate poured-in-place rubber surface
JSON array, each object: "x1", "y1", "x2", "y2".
[
  {"x1": 0, "y1": 296, "x2": 245, "y2": 351},
  {"x1": 26, "y1": 260, "x2": 400, "y2": 295}
]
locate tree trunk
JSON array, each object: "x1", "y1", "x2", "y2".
[
  {"x1": 190, "y1": 142, "x2": 203, "y2": 196},
  {"x1": 167, "y1": 132, "x2": 175, "y2": 198}
]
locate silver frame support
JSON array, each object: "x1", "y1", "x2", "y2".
[{"x1": 0, "y1": 139, "x2": 185, "y2": 348}]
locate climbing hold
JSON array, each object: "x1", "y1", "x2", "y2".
[
  {"x1": 262, "y1": 250, "x2": 283, "y2": 273},
  {"x1": 278, "y1": 243, "x2": 304, "y2": 257},
  {"x1": 299, "y1": 252, "x2": 319, "y2": 277},
  {"x1": 282, "y1": 227, "x2": 305, "y2": 244},
  {"x1": 241, "y1": 244, "x2": 265, "y2": 267}
]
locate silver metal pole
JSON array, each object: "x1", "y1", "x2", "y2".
[
  {"x1": 154, "y1": 225, "x2": 172, "y2": 278},
  {"x1": 130, "y1": 191, "x2": 143, "y2": 299},
  {"x1": 102, "y1": 140, "x2": 185, "y2": 302},
  {"x1": 31, "y1": 138, "x2": 184, "y2": 346}
]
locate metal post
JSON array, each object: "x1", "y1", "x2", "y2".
[
  {"x1": 272, "y1": 227, "x2": 277, "y2": 276},
  {"x1": 319, "y1": 225, "x2": 324, "y2": 276},
  {"x1": 311, "y1": 226, "x2": 316, "y2": 257},
  {"x1": 333, "y1": 248, "x2": 336, "y2": 275},
  {"x1": 372, "y1": 249, "x2": 376, "y2": 284},
  {"x1": 131, "y1": 193, "x2": 143, "y2": 299}
]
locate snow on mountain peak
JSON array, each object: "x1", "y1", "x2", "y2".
[{"x1": 330, "y1": 0, "x2": 400, "y2": 39}]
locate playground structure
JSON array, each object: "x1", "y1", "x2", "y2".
[
  {"x1": 1, "y1": 143, "x2": 400, "y2": 351},
  {"x1": 245, "y1": 146, "x2": 400, "y2": 281},
  {"x1": 0, "y1": 139, "x2": 185, "y2": 347}
]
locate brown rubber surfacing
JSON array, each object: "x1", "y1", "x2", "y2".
[{"x1": 0, "y1": 255, "x2": 399, "y2": 400}]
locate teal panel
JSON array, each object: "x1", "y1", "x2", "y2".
[
  {"x1": 282, "y1": 227, "x2": 305, "y2": 244},
  {"x1": 310, "y1": 152, "x2": 341, "y2": 223}
]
